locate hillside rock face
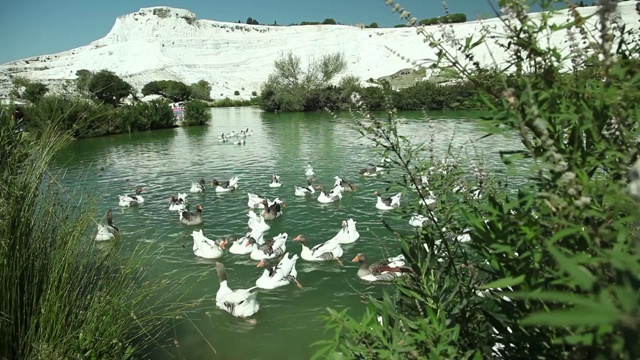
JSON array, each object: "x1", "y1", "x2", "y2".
[{"x1": 1, "y1": 4, "x2": 638, "y2": 100}]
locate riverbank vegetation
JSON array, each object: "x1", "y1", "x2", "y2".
[
  {"x1": 258, "y1": 52, "x2": 487, "y2": 113},
  {"x1": 6, "y1": 69, "x2": 217, "y2": 138},
  {"x1": 0, "y1": 109, "x2": 198, "y2": 359},
  {"x1": 313, "y1": 1, "x2": 640, "y2": 359}
]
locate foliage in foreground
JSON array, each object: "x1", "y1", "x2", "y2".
[
  {"x1": 0, "y1": 109, "x2": 200, "y2": 359},
  {"x1": 314, "y1": 1, "x2": 640, "y2": 359}
]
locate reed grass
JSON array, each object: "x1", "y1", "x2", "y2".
[{"x1": 0, "y1": 108, "x2": 196, "y2": 359}]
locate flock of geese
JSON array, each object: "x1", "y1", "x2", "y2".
[{"x1": 92, "y1": 128, "x2": 476, "y2": 319}]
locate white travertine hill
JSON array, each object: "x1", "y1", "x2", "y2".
[{"x1": 0, "y1": 4, "x2": 638, "y2": 100}]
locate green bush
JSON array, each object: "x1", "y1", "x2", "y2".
[
  {"x1": 418, "y1": 13, "x2": 467, "y2": 26},
  {"x1": 314, "y1": 1, "x2": 640, "y2": 359},
  {"x1": 119, "y1": 98, "x2": 175, "y2": 132},
  {"x1": 22, "y1": 96, "x2": 176, "y2": 138},
  {"x1": 184, "y1": 99, "x2": 209, "y2": 125},
  {"x1": 210, "y1": 97, "x2": 259, "y2": 107}
]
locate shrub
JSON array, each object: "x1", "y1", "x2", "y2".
[
  {"x1": 22, "y1": 96, "x2": 175, "y2": 138},
  {"x1": 314, "y1": 1, "x2": 640, "y2": 359},
  {"x1": 118, "y1": 98, "x2": 175, "y2": 132},
  {"x1": 184, "y1": 99, "x2": 209, "y2": 125},
  {"x1": 210, "y1": 97, "x2": 259, "y2": 107},
  {"x1": 234, "y1": 90, "x2": 240, "y2": 96},
  {"x1": 418, "y1": 13, "x2": 467, "y2": 26}
]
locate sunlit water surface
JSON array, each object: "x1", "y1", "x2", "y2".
[{"x1": 52, "y1": 107, "x2": 523, "y2": 359}]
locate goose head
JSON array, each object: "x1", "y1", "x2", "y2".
[
  {"x1": 293, "y1": 235, "x2": 309, "y2": 246},
  {"x1": 352, "y1": 253, "x2": 368, "y2": 264}
]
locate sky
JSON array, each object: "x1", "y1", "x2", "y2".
[{"x1": 0, "y1": 0, "x2": 549, "y2": 65}]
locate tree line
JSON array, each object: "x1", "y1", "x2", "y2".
[{"x1": 258, "y1": 51, "x2": 487, "y2": 113}]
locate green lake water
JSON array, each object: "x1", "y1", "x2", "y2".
[{"x1": 52, "y1": 107, "x2": 522, "y2": 360}]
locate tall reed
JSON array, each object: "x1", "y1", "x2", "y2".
[{"x1": 0, "y1": 108, "x2": 195, "y2": 359}]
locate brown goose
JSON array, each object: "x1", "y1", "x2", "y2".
[
  {"x1": 352, "y1": 253, "x2": 412, "y2": 282},
  {"x1": 179, "y1": 204, "x2": 203, "y2": 225},
  {"x1": 106, "y1": 208, "x2": 119, "y2": 235},
  {"x1": 261, "y1": 199, "x2": 284, "y2": 220}
]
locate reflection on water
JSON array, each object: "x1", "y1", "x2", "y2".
[{"x1": 52, "y1": 107, "x2": 523, "y2": 359}]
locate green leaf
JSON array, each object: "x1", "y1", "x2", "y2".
[
  {"x1": 546, "y1": 244, "x2": 595, "y2": 289},
  {"x1": 479, "y1": 275, "x2": 525, "y2": 290},
  {"x1": 521, "y1": 306, "x2": 621, "y2": 327},
  {"x1": 549, "y1": 225, "x2": 583, "y2": 243}
]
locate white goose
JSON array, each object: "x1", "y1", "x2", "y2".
[
  {"x1": 328, "y1": 219, "x2": 360, "y2": 244},
  {"x1": 247, "y1": 193, "x2": 272, "y2": 208},
  {"x1": 255, "y1": 253, "x2": 303, "y2": 290},
  {"x1": 305, "y1": 164, "x2": 315, "y2": 177},
  {"x1": 293, "y1": 234, "x2": 344, "y2": 265},
  {"x1": 247, "y1": 211, "x2": 271, "y2": 233},
  {"x1": 229, "y1": 230, "x2": 265, "y2": 255},
  {"x1": 333, "y1": 176, "x2": 356, "y2": 191},
  {"x1": 269, "y1": 174, "x2": 282, "y2": 188},
  {"x1": 189, "y1": 179, "x2": 206, "y2": 193},
  {"x1": 374, "y1": 191, "x2": 401, "y2": 210},
  {"x1": 95, "y1": 209, "x2": 118, "y2": 241},
  {"x1": 249, "y1": 232, "x2": 288, "y2": 261},
  {"x1": 419, "y1": 189, "x2": 437, "y2": 209},
  {"x1": 409, "y1": 213, "x2": 436, "y2": 227},
  {"x1": 294, "y1": 178, "x2": 316, "y2": 197},
  {"x1": 359, "y1": 166, "x2": 384, "y2": 177},
  {"x1": 211, "y1": 176, "x2": 239, "y2": 193},
  {"x1": 191, "y1": 229, "x2": 226, "y2": 259},
  {"x1": 215, "y1": 262, "x2": 260, "y2": 318},
  {"x1": 118, "y1": 187, "x2": 145, "y2": 207},
  {"x1": 168, "y1": 193, "x2": 188, "y2": 211},
  {"x1": 316, "y1": 185, "x2": 343, "y2": 204}
]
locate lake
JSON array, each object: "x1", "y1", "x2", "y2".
[{"x1": 52, "y1": 107, "x2": 522, "y2": 359}]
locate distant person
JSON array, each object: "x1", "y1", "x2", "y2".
[{"x1": 13, "y1": 107, "x2": 25, "y2": 132}]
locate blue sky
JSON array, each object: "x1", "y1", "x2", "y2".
[{"x1": 0, "y1": 0, "x2": 550, "y2": 64}]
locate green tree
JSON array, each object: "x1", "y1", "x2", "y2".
[
  {"x1": 259, "y1": 51, "x2": 347, "y2": 112},
  {"x1": 189, "y1": 80, "x2": 212, "y2": 101},
  {"x1": 75, "y1": 69, "x2": 93, "y2": 93},
  {"x1": 369, "y1": 22, "x2": 379, "y2": 28},
  {"x1": 87, "y1": 70, "x2": 133, "y2": 107},
  {"x1": 141, "y1": 80, "x2": 191, "y2": 102},
  {"x1": 10, "y1": 77, "x2": 49, "y2": 104},
  {"x1": 322, "y1": 18, "x2": 337, "y2": 25}
]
